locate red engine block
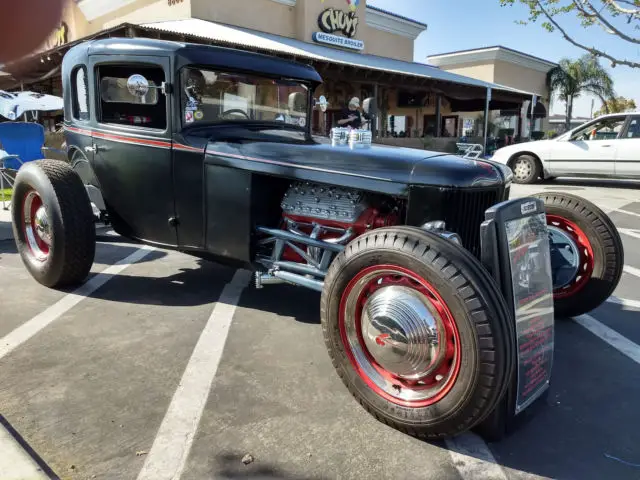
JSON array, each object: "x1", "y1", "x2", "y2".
[{"x1": 281, "y1": 207, "x2": 399, "y2": 263}]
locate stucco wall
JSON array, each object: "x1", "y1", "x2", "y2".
[
  {"x1": 191, "y1": 0, "x2": 295, "y2": 38},
  {"x1": 492, "y1": 59, "x2": 549, "y2": 99},
  {"x1": 101, "y1": 0, "x2": 191, "y2": 29},
  {"x1": 438, "y1": 62, "x2": 495, "y2": 83}
]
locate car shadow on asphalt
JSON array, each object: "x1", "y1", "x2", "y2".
[{"x1": 240, "y1": 283, "x2": 321, "y2": 325}]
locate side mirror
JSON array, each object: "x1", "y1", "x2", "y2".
[
  {"x1": 362, "y1": 97, "x2": 377, "y2": 116},
  {"x1": 127, "y1": 74, "x2": 150, "y2": 98}
]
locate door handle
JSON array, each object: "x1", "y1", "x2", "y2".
[{"x1": 600, "y1": 144, "x2": 613, "y2": 148}]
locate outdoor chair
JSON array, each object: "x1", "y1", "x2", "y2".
[{"x1": 0, "y1": 122, "x2": 66, "y2": 210}]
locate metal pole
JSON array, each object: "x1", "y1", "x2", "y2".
[
  {"x1": 483, "y1": 87, "x2": 491, "y2": 156},
  {"x1": 529, "y1": 94, "x2": 537, "y2": 141},
  {"x1": 372, "y1": 83, "x2": 379, "y2": 139},
  {"x1": 435, "y1": 94, "x2": 442, "y2": 137}
]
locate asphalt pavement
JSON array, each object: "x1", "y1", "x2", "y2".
[{"x1": 1, "y1": 177, "x2": 639, "y2": 480}]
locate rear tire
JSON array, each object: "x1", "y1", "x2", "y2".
[
  {"x1": 510, "y1": 154, "x2": 541, "y2": 184},
  {"x1": 11, "y1": 159, "x2": 96, "y2": 288},
  {"x1": 320, "y1": 226, "x2": 515, "y2": 439},
  {"x1": 532, "y1": 192, "x2": 624, "y2": 318}
]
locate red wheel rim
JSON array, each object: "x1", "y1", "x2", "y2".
[
  {"x1": 546, "y1": 214, "x2": 594, "y2": 299},
  {"x1": 21, "y1": 189, "x2": 51, "y2": 261},
  {"x1": 338, "y1": 265, "x2": 461, "y2": 408}
]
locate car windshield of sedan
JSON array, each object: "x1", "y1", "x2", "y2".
[{"x1": 180, "y1": 67, "x2": 309, "y2": 129}]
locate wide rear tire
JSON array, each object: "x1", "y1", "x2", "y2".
[
  {"x1": 532, "y1": 192, "x2": 624, "y2": 318},
  {"x1": 320, "y1": 226, "x2": 515, "y2": 439},
  {"x1": 11, "y1": 159, "x2": 96, "y2": 288}
]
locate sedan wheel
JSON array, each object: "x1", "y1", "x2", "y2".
[{"x1": 511, "y1": 155, "x2": 541, "y2": 184}]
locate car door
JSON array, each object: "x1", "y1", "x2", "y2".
[
  {"x1": 615, "y1": 115, "x2": 640, "y2": 178},
  {"x1": 547, "y1": 115, "x2": 626, "y2": 177},
  {"x1": 88, "y1": 56, "x2": 177, "y2": 246}
]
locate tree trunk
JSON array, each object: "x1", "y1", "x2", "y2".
[{"x1": 565, "y1": 96, "x2": 573, "y2": 131}]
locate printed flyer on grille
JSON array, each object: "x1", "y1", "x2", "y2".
[{"x1": 505, "y1": 212, "x2": 555, "y2": 414}]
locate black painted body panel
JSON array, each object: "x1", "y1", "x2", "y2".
[
  {"x1": 203, "y1": 137, "x2": 506, "y2": 196},
  {"x1": 60, "y1": 37, "x2": 512, "y2": 267}
]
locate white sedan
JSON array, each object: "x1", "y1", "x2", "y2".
[{"x1": 491, "y1": 112, "x2": 640, "y2": 184}]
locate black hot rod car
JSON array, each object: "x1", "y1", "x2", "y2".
[{"x1": 10, "y1": 38, "x2": 624, "y2": 440}]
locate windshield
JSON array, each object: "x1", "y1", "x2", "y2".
[{"x1": 180, "y1": 67, "x2": 309, "y2": 128}]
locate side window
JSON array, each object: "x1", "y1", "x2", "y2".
[
  {"x1": 96, "y1": 64, "x2": 167, "y2": 130},
  {"x1": 571, "y1": 116, "x2": 626, "y2": 142},
  {"x1": 72, "y1": 66, "x2": 90, "y2": 121},
  {"x1": 624, "y1": 117, "x2": 640, "y2": 139}
]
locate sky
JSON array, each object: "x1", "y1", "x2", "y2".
[{"x1": 367, "y1": 0, "x2": 639, "y2": 118}]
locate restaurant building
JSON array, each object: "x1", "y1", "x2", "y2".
[{"x1": 0, "y1": 0, "x2": 544, "y2": 153}]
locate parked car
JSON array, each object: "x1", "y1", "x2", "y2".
[
  {"x1": 491, "y1": 112, "x2": 640, "y2": 183},
  {"x1": 9, "y1": 38, "x2": 624, "y2": 441}
]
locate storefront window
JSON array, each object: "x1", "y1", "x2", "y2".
[
  {"x1": 386, "y1": 115, "x2": 413, "y2": 137},
  {"x1": 180, "y1": 67, "x2": 309, "y2": 128}
]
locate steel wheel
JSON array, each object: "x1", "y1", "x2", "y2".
[
  {"x1": 547, "y1": 214, "x2": 594, "y2": 299},
  {"x1": 339, "y1": 265, "x2": 461, "y2": 407},
  {"x1": 531, "y1": 192, "x2": 623, "y2": 318},
  {"x1": 510, "y1": 155, "x2": 540, "y2": 184},
  {"x1": 321, "y1": 226, "x2": 514, "y2": 439},
  {"x1": 11, "y1": 159, "x2": 95, "y2": 288},
  {"x1": 21, "y1": 189, "x2": 52, "y2": 262}
]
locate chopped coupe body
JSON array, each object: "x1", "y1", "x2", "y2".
[{"x1": 9, "y1": 37, "x2": 624, "y2": 442}]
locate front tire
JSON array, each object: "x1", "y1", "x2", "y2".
[
  {"x1": 533, "y1": 192, "x2": 624, "y2": 318},
  {"x1": 320, "y1": 227, "x2": 515, "y2": 439},
  {"x1": 11, "y1": 159, "x2": 96, "y2": 288}
]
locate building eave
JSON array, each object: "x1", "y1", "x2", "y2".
[
  {"x1": 365, "y1": 6, "x2": 427, "y2": 39},
  {"x1": 428, "y1": 46, "x2": 557, "y2": 74}
]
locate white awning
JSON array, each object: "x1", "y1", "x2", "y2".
[{"x1": 140, "y1": 19, "x2": 535, "y2": 98}]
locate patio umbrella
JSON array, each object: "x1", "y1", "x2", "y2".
[{"x1": 0, "y1": 90, "x2": 63, "y2": 121}]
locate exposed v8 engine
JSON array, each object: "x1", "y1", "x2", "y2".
[{"x1": 278, "y1": 181, "x2": 400, "y2": 264}]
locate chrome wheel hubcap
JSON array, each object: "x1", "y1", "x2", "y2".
[
  {"x1": 548, "y1": 225, "x2": 580, "y2": 290},
  {"x1": 513, "y1": 159, "x2": 532, "y2": 180},
  {"x1": 34, "y1": 205, "x2": 52, "y2": 246},
  {"x1": 361, "y1": 285, "x2": 443, "y2": 379},
  {"x1": 22, "y1": 190, "x2": 50, "y2": 261},
  {"x1": 341, "y1": 267, "x2": 459, "y2": 404}
]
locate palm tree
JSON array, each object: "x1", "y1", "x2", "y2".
[{"x1": 546, "y1": 54, "x2": 615, "y2": 131}]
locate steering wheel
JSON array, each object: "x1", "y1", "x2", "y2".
[{"x1": 221, "y1": 109, "x2": 251, "y2": 119}]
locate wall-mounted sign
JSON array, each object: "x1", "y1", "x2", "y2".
[
  {"x1": 312, "y1": 32, "x2": 364, "y2": 51},
  {"x1": 318, "y1": 8, "x2": 359, "y2": 38}
]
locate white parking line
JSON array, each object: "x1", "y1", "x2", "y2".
[
  {"x1": 614, "y1": 209, "x2": 640, "y2": 219},
  {"x1": 624, "y1": 265, "x2": 640, "y2": 279},
  {"x1": 573, "y1": 314, "x2": 640, "y2": 365},
  {"x1": 619, "y1": 229, "x2": 640, "y2": 241},
  {"x1": 607, "y1": 296, "x2": 640, "y2": 310},
  {"x1": 446, "y1": 433, "x2": 508, "y2": 480},
  {"x1": 0, "y1": 246, "x2": 155, "y2": 361},
  {"x1": 136, "y1": 269, "x2": 251, "y2": 480}
]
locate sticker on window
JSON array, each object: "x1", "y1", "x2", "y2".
[
  {"x1": 185, "y1": 110, "x2": 194, "y2": 123},
  {"x1": 194, "y1": 110, "x2": 204, "y2": 121}
]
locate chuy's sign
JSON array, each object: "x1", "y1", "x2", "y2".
[
  {"x1": 318, "y1": 8, "x2": 359, "y2": 38},
  {"x1": 314, "y1": 6, "x2": 364, "y2": 51}
]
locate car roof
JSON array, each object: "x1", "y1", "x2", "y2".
[{"x1": 65, "y1": 37, "x2": 323, "y2": 84}]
